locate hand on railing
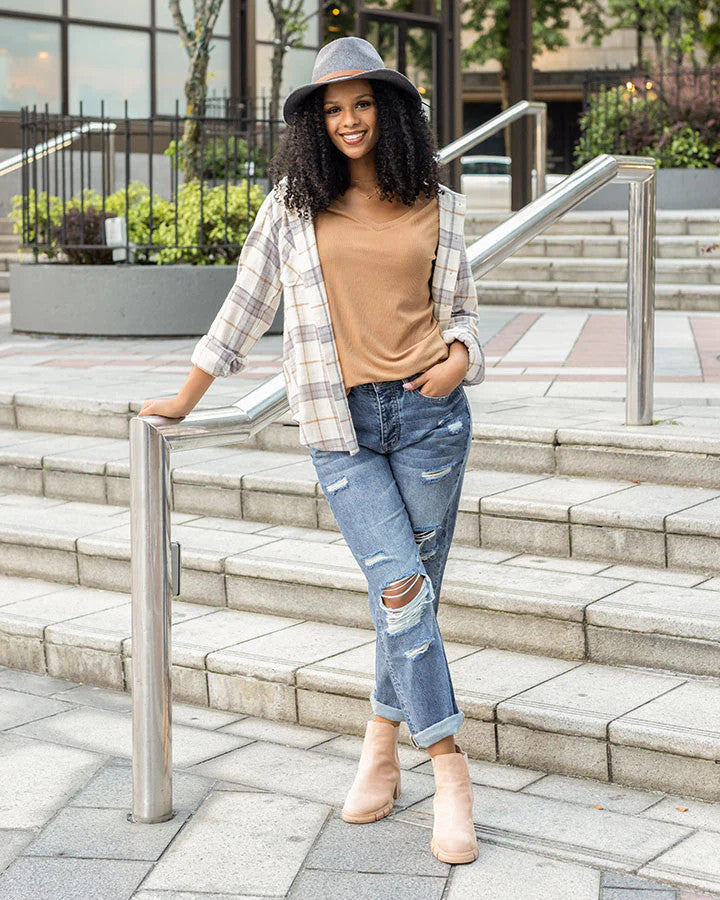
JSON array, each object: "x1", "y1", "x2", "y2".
[
  {"x1": 138, "y1": 397, "x2": 191, "y2": 419},
  {"x1": 138, "y1": 364, "x2": 216, "y2": 420}
]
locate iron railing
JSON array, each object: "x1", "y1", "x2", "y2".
[
  {"x1": 576, "y1": 65, "x2": 720, "y2": 168},
  {"x1": 129, "y1": 149, "x2": 656, "y2": 823},
  {"x1": 12, "y1": 100, "x2": 284, "y2": 265}
]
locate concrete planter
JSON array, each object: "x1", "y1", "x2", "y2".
[
  {"x1": 9, "y1": 263, "x2": 284, "y2": 337},
  {"x1": 576, "y1": 168, "x2": 720, "y2": 211}
]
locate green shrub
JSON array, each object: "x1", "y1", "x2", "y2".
[
  {"x1": 153, "y1": 180, "x2": 265, "y2": 265},
  {"x1": 164, "y1": 136, "x2": 268, "y2": 180},
  {"x1": 10, "y1": 179, "x2": 265, "y2": 265},
  {"x1": 576, "y1": 77, "x2": 720, "y2": 169},
  {"x1": 653, "y1": 125, "x2": 719, "y2": 168},
  {"x1": 574, "y1": 85, "x2": 662, "y2": 167}
]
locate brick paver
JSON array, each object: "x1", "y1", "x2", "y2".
[{"x1": 0, "y1": 667, "x2": 718, "y2": 899}]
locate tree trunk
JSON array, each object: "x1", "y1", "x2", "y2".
[
  {"x1": 270, "y1": 39, "x2": 286, "y2": 125},
  {"x1": 183, "y1": 51, "x2": 210, "y2": 183}
]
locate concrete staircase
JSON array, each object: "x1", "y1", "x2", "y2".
[
  {"x1": 467, "y1": 210, "x2": 720, "y2": 311},
  {"x1": 0, "y1": 217, "x2": 25, "y2": 293},
  {"x1": 1, "y1": 391, "x2": 720, "y2": 802}
]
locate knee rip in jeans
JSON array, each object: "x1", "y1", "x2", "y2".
[
  {"x1": 421, "y1": 461, "x2": 457, "y2": 483},
  {"x1": 413, "y1": 526, "x2": 439, "y2": 562},
  {"x1": 324, "y1": 473, "x2": 348, "y2": 494},
  {"x1": 380, "y1": 571, "x2": 434, "y2": 642},
  {"x1": 362, "y1": 549, "x2": 391, "y2": 568}
]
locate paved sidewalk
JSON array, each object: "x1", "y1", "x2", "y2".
[
  {"x1": 1, "y1": 295, "x2": 719, "y2": 390},
  {"x1": 1, "y1": 296, "x2": 720, "y2": 441},
  {"x1": 0, "y1": 664, "x2": 717, "y2": 900}
]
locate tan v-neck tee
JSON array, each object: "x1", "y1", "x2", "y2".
[{"x1": 314, "y1": 192, "x2": 449, "y2": 395}]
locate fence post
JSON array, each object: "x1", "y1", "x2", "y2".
[{"x1": 129, "y1": 417, "x2": 174, "y2": 824}]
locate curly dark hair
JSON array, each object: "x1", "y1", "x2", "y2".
[{"x1": 267, "y1": 79, "x2": 440, "y2": 219}]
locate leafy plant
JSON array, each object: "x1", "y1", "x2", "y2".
[
  {"x1": 575, "y1": 72, "x2": 720, "y2": 168},
  {"x1": 164, "y1": 136, "x2": 268, "y2": 180},
  {"x1": 574, "y1": 85, "x2": 664, "y2": 166},
  {"x1": 50, "y1": 206, "x2": 117, "y2": 264},
  {"x1": 654, "y1": 124, "x2": 718, "y2": 167},
  {"x1": 11, "y1": 179, "x2": 266, "y2": 265},
  {"x1": 153, "y1": 180, "x2": 265, "y2": 265}
]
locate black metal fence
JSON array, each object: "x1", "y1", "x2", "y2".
[
  {"x1": 16, "y1": 98, "x2": 286, "y2": 265},
  {"x1": 577, "y1": 64, "x2": 720, "y2": 167}
]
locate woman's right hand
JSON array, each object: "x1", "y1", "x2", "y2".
[
  {"x1": 138, "y1": 365, "x2": 216, "y2": 421},
  {"x1": 138, "y1": 395, "x2": 191, "y2": 419}
]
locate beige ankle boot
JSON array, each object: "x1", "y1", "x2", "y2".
[
  {"x1": 429, "y1": 743, "x2": 479, "y2": 863},
  {"x1": 341, "y1": 719, "x2": 402, "y2": 823}
]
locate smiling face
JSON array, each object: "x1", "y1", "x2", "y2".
[{"x1": 323, "y1": 78, "x2": 380, "y2": 160}]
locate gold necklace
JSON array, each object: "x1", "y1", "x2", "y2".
[{"x1": 350, "y1": 183, "x2": 378, "y2": 200}]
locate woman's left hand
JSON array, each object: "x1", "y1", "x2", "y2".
[{"x1": 404, "y1": 341, "x2": 469, "y2": 397}]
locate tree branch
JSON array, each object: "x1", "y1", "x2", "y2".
[{"x1": 169, "y1": 0, "x2": 193, "y2": 50}]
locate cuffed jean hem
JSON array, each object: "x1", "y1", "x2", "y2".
[
  {"x1": 369, "y1": 689, "x2": 404, "y2": 722},
  {"x1": 409, "y1": 710, "x2": 465, "y2": 749}
]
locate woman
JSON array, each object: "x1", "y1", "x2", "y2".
[{"x1": 140, "y1": 36, "x2": 485, "y2": 865}]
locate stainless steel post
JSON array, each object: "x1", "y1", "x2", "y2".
[
  {"x1": 534, "y1": 106, "x2": 547, "y2": 199},
  {"x1": 129, "y1": 417, "x2": 173, "y2": 824},
  {"x1": 436, "y1": 100, "x2": 548, "y2": 200},
  {"x1": 626, "y1": 171, "x2": 657, "y2": 425}
]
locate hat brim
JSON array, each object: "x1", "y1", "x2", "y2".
[{"x1": 282, "y1": 68, "x2": 423, "y2": 125}]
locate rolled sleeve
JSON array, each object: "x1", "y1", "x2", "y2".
[
  {"x1": 441, "y1": 239, "x2": 485, "y2": 386},
  {"x1": 190, "y1": 188, "x2": 283, "y2": 378}
]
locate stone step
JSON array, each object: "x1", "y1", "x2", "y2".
[
  {"x1": 0, "y1": 492, "x2": 720, "y2": 678},
  {"x1": 0, "y1": 218, "x2": 15, "y2": 236},
  {"x1": 465, "y1": 233, "x2": 718, "y2": 260},
  {"x1": 1, "y1": 570, "x2": 719, "y2": 800},
  {"x1": 475, "y1": 279, "x2": 720, "y2": 311},
  {"x1": 483, "y1": 257, "x2": 720, "y2": 285},
  {"x1": 3, "y1": 395, "x2": 720, "y2": 490},
  {"x1": 466, "y1": 210, "x2": 720, "y2": 237},
  {"x1": 2, "y1": 429, "x2": 720, "y2": 572},
  {"x1": 0, "y1": 272, "x2": 8, "y2": 292}
]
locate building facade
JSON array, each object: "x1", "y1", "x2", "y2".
[{"x1": 0, "y1": 0, "x2": 323, "y2": 147}]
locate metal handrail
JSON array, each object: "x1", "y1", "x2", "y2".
[
  {"x1": 437, "y1": 100, "x2": 547, "y2": 198},
  {"x1": 467, "y1": 153, "x2": 656, "y2": 425},
  {"x1": 129, "y1": 151, "x2": 656, "y2": 823},
  {"x1": 0, "y1": 121, "x2": 117, "y2": 179}
]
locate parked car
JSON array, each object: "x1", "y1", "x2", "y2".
[{"x1": 460, "y1": 154, "x2": 566, "y2": 211}]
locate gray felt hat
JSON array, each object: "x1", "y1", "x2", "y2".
[{"x1": 282, "y1": 36, "x2": 423, "y2": 125}]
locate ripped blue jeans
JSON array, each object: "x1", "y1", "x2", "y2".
[{"x1": 308, "y1": 370, "x2": 473, "y2": 750}]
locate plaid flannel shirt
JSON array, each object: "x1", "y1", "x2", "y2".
[{"x1": 191, "y1": 175, "x2": 485, "y2": 456}]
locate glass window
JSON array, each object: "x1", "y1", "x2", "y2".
[
  {"x1": 155, "y1": 31, "x2": 230, "y2": 114},
  {"x1": 364, "y1": 20, "x2": 398, "y2": 70},
  {"x1": 0, "y1": 1, "x2": 60, "y2": 12},
  {"x1": 155, "y1": 0, "x2": 229, "y2": 37},
  {"x1": 0, "y1": 16, "x2": 61, "y2": 111},
  {"x1": 407, "y1": 26, "x2": 434, "y2": 123},
  {"x1": 69, "y1": 25, "x2": 150, "y2": 116},
  {"x1": 256, "y1": 43, "x2": 316, "y2": 101},
  {"x1": 256, "y1": 0, "x2": 319, "y2": 44},
  {"x1": 68, "y1": 0, "x2": 150, "y2": 26}
]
